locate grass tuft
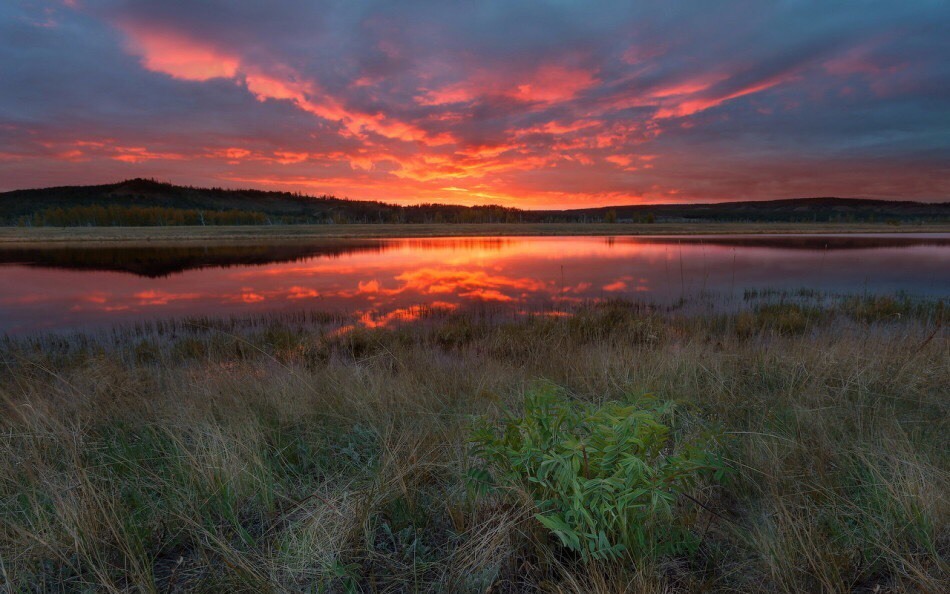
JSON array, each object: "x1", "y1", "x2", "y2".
[{"x1": 0, "y1": 295, "x2": 946, "y2": 591}]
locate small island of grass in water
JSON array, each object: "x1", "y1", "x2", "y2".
[{"x1": 1, "y1": 294, "x2": 945, "y2": 592}]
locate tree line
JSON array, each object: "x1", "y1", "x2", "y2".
[
  {"x1": 14, "y1": 204, "x2": 547, "y2": 226},
  {"x1": 14, "y1": 204, "x2": 661, "y2": 226},
  {"x1": 18, "y1": 205, "x2": 271, "y2": 227}
]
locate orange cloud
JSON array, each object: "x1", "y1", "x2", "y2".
[
  {"x1": 648, "y1": 74, "x2": 726, "y2": 99},
  {"x1": 418, "y1": 63, "x2": 597, "y2": 106},
  {"x1": 119, "y1": 22, "x2": 239, "y2": 81},
  {"x1": 243, "y1": 72, "x2": 452, "y2": 145},
  {"x1": 512, "y1": 64, "x2": 598, "y2": 103},
  {"x1": 605, "y1": 155, "x2": 636, "y2": 170},
  {"x1": 222, "y1": 147, "x2": 251, "y2": 160},
  {"x1": 273, "y1": 151, "x2": 309, "y2": 164},
  {"x1": 516, "y1": 120, "x2": 599, "y2": 136},
  {"x1": 655, "y1": 75, "x2": 792, "y2": 118},
  {"x1": 112, "y1": 147, "x2": 185, "y2": 163},
  {"x1": 117, "y1": 23, "x2": 451, "y2": 147}
]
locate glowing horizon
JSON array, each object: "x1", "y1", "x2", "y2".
[{"x1": 1, "y1": 1, "x2": 948, "y2": 208}]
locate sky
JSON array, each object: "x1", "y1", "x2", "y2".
[{"x1": 1, "y1": 1, "x2": 948, "y2": 208}]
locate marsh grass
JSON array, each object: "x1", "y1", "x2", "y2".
[{"x1": 0, "y1": 295, "x2": 946, "y2": 592}]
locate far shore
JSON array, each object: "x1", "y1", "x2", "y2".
[{"x1": 0, "y1": 221, "x2": 948, "y2": 246}]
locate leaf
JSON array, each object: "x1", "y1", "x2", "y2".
[
  {"x1": 470, "y1": 386, "x2": 726, "y2": 561},
  {"x1": 535, "y1": 513, "x2": 581, "y2": 551}
]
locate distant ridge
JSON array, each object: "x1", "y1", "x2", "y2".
[
  {"x1": 1, "y1": 179, "x2": 947, "y2": 225},
  {"x1": 555, "y1": 196, "x2": 950, "y2": 223}
]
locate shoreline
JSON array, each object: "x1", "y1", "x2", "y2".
[
  {"x1": 0, "y1": 221, "x2": 948, "y2": 246},
  {"x1": 2, "y1": 297, "x2": 945, "y2": 590}
]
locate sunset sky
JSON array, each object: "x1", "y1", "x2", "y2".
[{"x1": 1, "y1": 1, "x2": 948, "y2": 208}]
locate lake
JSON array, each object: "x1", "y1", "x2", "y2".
[{"x1": 1, "y1": 234, "x2": 947, "y2": 335}]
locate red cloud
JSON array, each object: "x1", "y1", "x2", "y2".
[
  {"x1": 119, "y1": 22, "x2": 239, "y2": 81},
  {"x1": 654, "y1": 75, "x2": 793, "y2": 118},
  {"x1": 417, "y1": 63, "x2": 598, "y2": 106}
]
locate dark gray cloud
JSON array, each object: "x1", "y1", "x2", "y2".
[{"x1": 0, "y1": 0, "x2": 947, "y2": 205}]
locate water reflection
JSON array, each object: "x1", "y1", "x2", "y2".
[
  {"x1": 0, "y1": 241, "x2": 389, "y2": 278},
  {"x1": 0, "y1": 234, "x2": 946, "y2": 334}
]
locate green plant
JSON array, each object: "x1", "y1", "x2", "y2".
[{"x1": 469, "y1": 386, "x2": 728, "y2": 561}]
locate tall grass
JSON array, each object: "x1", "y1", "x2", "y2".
[{"x1": 0, "y1": 296, "x2": 946, "y2": 592}]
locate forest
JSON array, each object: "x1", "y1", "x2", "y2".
[{"x1": 2, "y1": 178, "x2": 948, "y2": 226}]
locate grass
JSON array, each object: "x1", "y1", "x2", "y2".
[
  {"x1": 0, "y1": 296, "x2": 946, "y2": 592},
  {"x1": 1, "y1": 221, "x2": 948, "y2": 246}
]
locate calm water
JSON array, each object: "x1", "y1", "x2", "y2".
[{"x1": 1, "y1": 234, "x2": 947, "y2": 335}]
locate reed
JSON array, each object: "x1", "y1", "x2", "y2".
[{"x1": 0, "y1": 295, "x2": 946, "y2": 592}]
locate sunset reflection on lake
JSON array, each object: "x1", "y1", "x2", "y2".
[{"x1": 1, "y1": 234, "x2": 947, "y2": 334}]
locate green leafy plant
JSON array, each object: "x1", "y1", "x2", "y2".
[{"x1": 469, "y1": 386, "x2": 728, "y2": 561}]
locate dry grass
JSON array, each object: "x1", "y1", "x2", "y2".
[{"x1": 0, "y1": 297, "x2": 946, "y2": 592}]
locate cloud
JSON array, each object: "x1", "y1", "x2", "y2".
[
  {"x1": 0, "y1": 0, "x2": 947, "y2": 204},
  {"x1": 118, "y1": 20, "x2": 240, "y2": 81}
]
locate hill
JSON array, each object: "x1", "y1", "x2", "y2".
[
  {"x1": 0, "y1": 179, "x2": 525, "y2": 225},
  {"x1": 0, "y1": 179, "x2": 384, "y2": 223},
  {"x1": 1, "y1": 179, "x2": 947, "y2": 225},
  {"x1": 553, "y1": 197, "x2": 950, "y2": 223}
]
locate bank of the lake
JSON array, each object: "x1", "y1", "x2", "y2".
[{"x1": 2, "y1": 221, "x2": 949, "y2": 246}]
